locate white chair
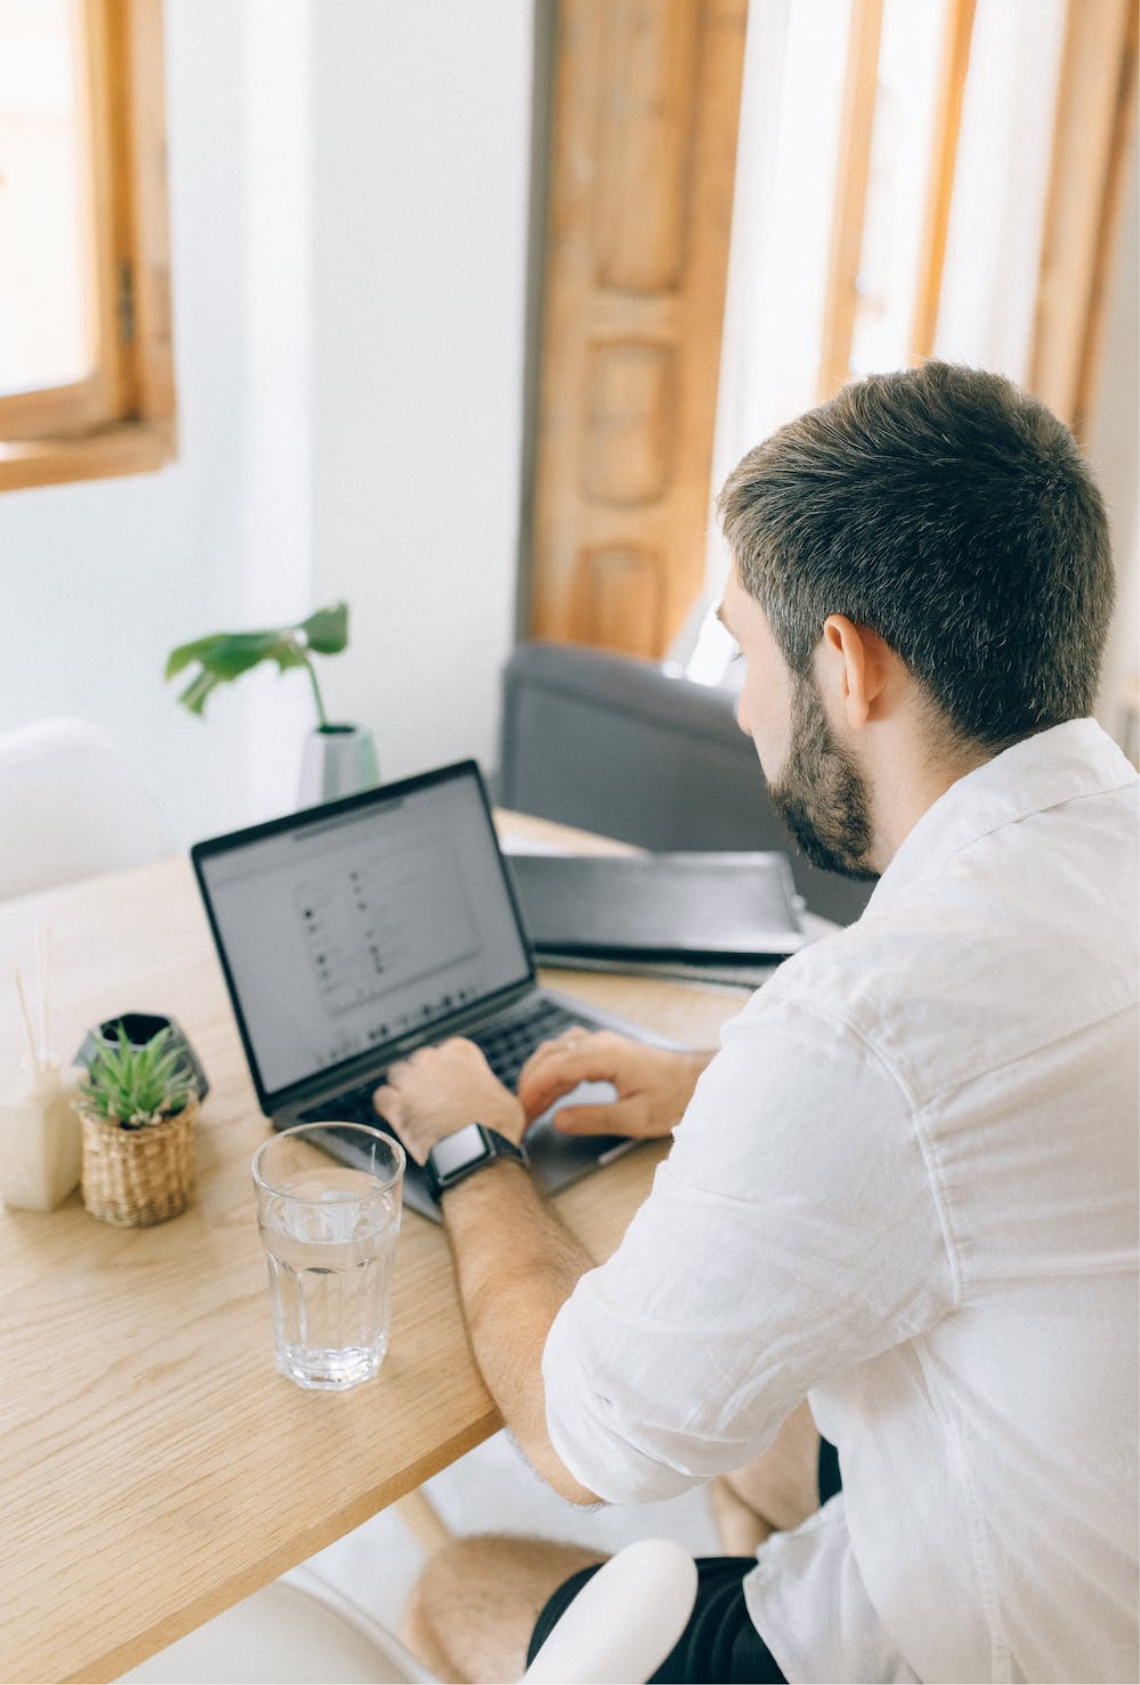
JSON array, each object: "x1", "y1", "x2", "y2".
[
  {"x1": 118, "y1": 1538, "x2": 699, "y2": 1685},
  {"x1": 0, "y1": 716, "x2": 177, "y2": 899}
]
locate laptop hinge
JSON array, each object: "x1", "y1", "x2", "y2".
[{"x1": 271, "y1": 978, "x2": 537, "y2": 1117}]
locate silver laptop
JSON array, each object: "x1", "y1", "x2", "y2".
[{"x1": 191, "y1": 759, "x2": 676, "y2": 1220}]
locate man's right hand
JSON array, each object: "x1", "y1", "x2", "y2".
[{"x1": 516, "y1": 1028, "x2": 713, "y2": 1140}]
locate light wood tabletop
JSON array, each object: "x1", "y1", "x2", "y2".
[{"x1": 0, "y1": 814, "x2": 753, "y2": 1685}]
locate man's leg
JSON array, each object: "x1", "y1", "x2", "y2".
[
  {"x1": 403, "y1": 1404, "x2": 826, "y2": 1677},
  {"x1": 401, "y1": 1534, "x2": 606, "y2": 1683},
  {"x1": 709, "y1": 1399, "x2": 823, "y2": 1553}
]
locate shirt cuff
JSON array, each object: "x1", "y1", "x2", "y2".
[{"x1": 542, "y1": 1293, "x2": 705, "y2": 1506}]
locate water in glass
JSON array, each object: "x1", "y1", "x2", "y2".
[{"x1": 253, "y1": 1126, "x2": 404, "y2": 1390}]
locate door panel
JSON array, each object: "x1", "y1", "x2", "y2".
[{"x1": 531, "y1": 0, "x2": 748, "y2": 657}]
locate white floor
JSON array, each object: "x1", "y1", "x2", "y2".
[{"x1": 294, "y1": 1429, "x2": 723, "y2": 1640}]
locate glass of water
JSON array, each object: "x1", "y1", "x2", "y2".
[{"x1": 252, "y1": 1124, "x2": 405, "y2": 1390}]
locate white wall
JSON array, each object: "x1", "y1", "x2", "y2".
[
  {"x1": 308, "y1": 0, "x2": 532, "y2": 792},
  {"x1": 2, "y1": 2, "x2": 255, "y2": 847},
  {"x1": 2, "y1": 0, "x2": 534, "y2": 849}
]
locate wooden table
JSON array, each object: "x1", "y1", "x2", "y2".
[{"x1": 0, "y1": 815, "x2": 751, "y2": 1684}]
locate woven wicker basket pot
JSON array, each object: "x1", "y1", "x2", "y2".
[{"x1": 79, "y1": 1098, "x2": 198, "y2": 1227}]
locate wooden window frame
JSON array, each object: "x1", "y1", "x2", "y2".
[
  {"x1": 817, "y1": 0, "x2": 884, "y2": 404},
  {"x1": 909, "y1": 0, "x2": 978, "y2": 365},
  {"x1": 0, "y1": 0, "x2": 176, "y2": 494},
  {"x1": 1029, "y1": 0, "x2": 1139, "y2": 442},
  {"x1": 816, "y1": 0, "x2": 1137, "y2": 440}
]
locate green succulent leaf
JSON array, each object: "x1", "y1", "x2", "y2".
[{"x1": 78, "y1": 1024, "x2": 195, "y2": 1129}]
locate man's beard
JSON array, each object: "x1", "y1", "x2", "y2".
[{"x1": 768, "y1": 671, "x2": 878, "y2": 880}]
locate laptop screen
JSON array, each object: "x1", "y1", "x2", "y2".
[{"x1": 192, "y1": 762, "x2": 533, "y2": 1104}]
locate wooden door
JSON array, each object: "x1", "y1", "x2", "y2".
[{"x1": 529, "y1": 0, "x2": 748, "y2": 658}]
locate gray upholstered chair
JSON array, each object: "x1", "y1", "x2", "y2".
[{"x1": 497, "y1": 642, "x2": 873, "y2": 927}]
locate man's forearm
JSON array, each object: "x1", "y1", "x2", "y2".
[
  {"x1": 439, "y1": 1160, "x2": 601, "y2": 1503},
  {"x1": 377, "y1": 1035, "x2": 716, "y2": 1501}
]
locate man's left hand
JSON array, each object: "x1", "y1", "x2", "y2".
[{"x1": 372, "y1": 1039, "x2": 526, "y2": 1165}]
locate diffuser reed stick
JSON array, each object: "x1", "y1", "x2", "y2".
[{"x1": 13, "y1": 968, "x2": 44, "y2": 1077}]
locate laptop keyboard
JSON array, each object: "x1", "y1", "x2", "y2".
[
  {"x1": 299, "y1": 996, "x2": 586, "y2": 1129},
  {"x1": 473, "y1": 998, "x2": 585, "y2": 1090}
]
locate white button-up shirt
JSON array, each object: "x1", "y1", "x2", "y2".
[{"x1": 543, "y1": 720, "x2": 1139, "y2": 1683}]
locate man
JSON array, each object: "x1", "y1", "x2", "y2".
[{"x1": 376, "y1": 363, "x2": 1139, "y2": 1683}]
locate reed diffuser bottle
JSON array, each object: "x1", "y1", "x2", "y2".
[{"x1": 0, "y1": 938, "x2": 81, "y2": 1211}]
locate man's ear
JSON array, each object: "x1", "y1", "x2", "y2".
[{"x1": 820, "y1": 616, "x2": 890, "y2": 729}]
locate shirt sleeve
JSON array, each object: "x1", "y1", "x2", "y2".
[{"x1": 542, "y1": 988, "x2": 958, "y2": 1505}]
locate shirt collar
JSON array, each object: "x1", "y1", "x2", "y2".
[{"x1": 867, "y1": 719, "x2": 1137, "y2": 910}]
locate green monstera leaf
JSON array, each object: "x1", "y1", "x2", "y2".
[
  {"x1": 298, "y1": 603, "x2": 348, "y2": 655},
  {"x1": 164, "y1": 603, "x2": 348, "y2": 725}
]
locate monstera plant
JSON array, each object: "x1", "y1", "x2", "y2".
[
  {"x1": 165, "y1": 602, "x2": 349, "y2": 726},
  {"x1": 165, "y1": 602, "x2": 379, "y2": 807}
]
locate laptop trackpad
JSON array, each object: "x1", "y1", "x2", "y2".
[{"x1": 530, "y1": 1080, "x2": 631, "y2": 1193}]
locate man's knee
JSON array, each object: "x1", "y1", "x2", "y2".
[
  {"x1": 405, "y1": 1536, "x2": 487, "y2": 1629},
  {"x1": 402, "y1": 1533, "x2": 605, "y2": 1682}
]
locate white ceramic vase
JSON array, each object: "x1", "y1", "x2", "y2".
[{"x1": 297, "y1": 723, "x2": 380, "y2": 809}]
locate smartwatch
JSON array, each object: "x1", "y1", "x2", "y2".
[{"x1": 424, "y1": 1122, "x2": 529, "y2": 1203}]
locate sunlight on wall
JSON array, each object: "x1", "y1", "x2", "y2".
[
  {"x1": 849, "y1": 0, "x2": 947, "y2": 378},
  {"x1": 936, "y1": 0, "x2": 1067, "y2": 379},
  {"x1": 713, "y1": 0, "x2": 850, "y2": 486}
]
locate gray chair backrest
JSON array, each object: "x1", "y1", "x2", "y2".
[{"x1": 498, "y1": 643, "x2": 874, "y2": 926}]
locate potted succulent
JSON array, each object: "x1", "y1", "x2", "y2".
[
  {"x1": 75, "y1": 1024, "x2": 199, "y2": 1227},
  {"x1": 164, "y1": 602, "x2": 379, "y2": 807}
]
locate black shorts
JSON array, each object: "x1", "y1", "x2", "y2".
[{"x1": 526, "y1": 1437, "x2": 843, "y2": 1685}]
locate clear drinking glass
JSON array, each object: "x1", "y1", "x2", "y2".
[{"x1": 252, "y1": 1123, "x2": 404, "y2": 1390}]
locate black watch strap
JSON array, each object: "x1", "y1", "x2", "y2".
[{"x1": 424, "y1": 1122, "x2": 528, "y2": 1203}]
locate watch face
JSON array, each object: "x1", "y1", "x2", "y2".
[{"x1": 431, "y1": 1123, "x2": 490, "y2": 1183}]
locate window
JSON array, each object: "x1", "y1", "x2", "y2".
[
  {"x1": 713, "y1": 0, "x2": 1136, "y2": 533},
  {"x1": 694, "y1": 0, "x2": 1137, "y2": 685},
  {"x1": 0, "y1": 0, "x2": 175, "y2": 492}
]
